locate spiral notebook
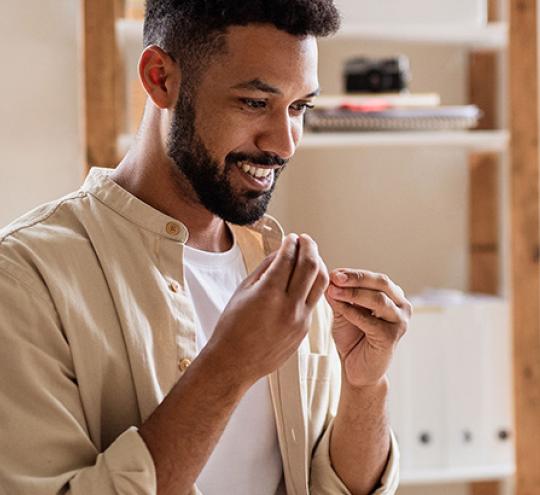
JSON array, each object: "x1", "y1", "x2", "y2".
[{"x1": 305, "y1": 105, "x2": 481, "y2": 132}]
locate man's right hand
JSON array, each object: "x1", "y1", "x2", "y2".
[{"x1": 205, "y1": 233, "x2": 329, "y2": 386}]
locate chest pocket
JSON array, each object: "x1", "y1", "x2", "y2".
[{"x1": 300, "y1": 352, "x2": 333, "y2": 451}]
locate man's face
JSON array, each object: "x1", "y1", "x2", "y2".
[{"x1": 167, "y1": 24, "x2": 319, "y2": 225}]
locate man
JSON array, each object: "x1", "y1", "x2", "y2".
[{"x1": 0, "y1": 1, "x2": 411, "y2": 494}]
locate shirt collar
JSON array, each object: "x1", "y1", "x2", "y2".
[
  {"x1": 81, "y1": 167, "x2": 190, "y2": 242},
  {"x1": 81, "y1": 167, "x2": 284, "y2": 248}
]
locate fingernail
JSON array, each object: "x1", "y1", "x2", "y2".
[{"x1": 335, "y1": 272, "x2": 348, "y2": 283}]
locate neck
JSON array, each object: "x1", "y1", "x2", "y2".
[{"x1": 110, "y1": 115, "x2": 233, "y2": 253}]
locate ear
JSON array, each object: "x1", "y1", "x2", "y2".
[{"x1": 138, "y1": 45, "x2": 181, "y2": 109}]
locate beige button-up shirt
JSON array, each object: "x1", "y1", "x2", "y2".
[{"x1": 0, "y1": 168, "x2": 399, "y2": 494}]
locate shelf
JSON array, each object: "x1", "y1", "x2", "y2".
[
  {"x1": 116, "y1": 19, "x2": 144, "y2": 50},
  {"x1": 117, "y1": 130, "x2": 509, "y2": 156},
  {"x1": 332, "y1": 22, "x2": 508, "y2": 49},
  {"x1": 400, "y1": 464, "x2": 515, "y2": 485},
  {"x1": 299, "y1": 130, "x2": 509, "y2": 152},
  {"x1": 117, "y1": 19, "x2": 508, "y2": 51}
]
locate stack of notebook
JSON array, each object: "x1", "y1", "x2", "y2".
[{"x1": 305, "y1": 94, "x2": 481, "y2": 132}]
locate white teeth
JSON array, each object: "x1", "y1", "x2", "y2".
[{"x1": 237, "y1": 161, "x2": 273, "y2": 179}]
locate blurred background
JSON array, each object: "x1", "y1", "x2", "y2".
[
  {"x1": 0, "y1": 1, "x2": 526, "y2": 494},
  {"x1": 0, "y1": 1, "x2": 82, "y2": 226}
]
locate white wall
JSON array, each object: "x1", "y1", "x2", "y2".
[{"x1": 0, "y1": 1, "x2": 83, "y2": 227}]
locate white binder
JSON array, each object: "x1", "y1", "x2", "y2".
[
  {"x1": 393, "y1": 304, "x2": 447, "y2": 469},
  {"x1": 477, "y1": 298, "x2": 514, "y2": 467},
  {"x1": 389, "y1": 290, "x2": 513, "y2": 474},
  {"x1": 443, "y1": 299, "x2": 489, "y2": 468}
]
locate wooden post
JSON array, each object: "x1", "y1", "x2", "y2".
[
  {"x1": 510, "y1": 0, "x2": 540, "y2": 494},
  {"x1": 468, "y1": 1, "x2": 501, "y2": 494},
  {"x1": 469, "y1": 152, "x2": 500, "y2": 295},
  {"x1": 81, "y1": 0, "x2": 125, "y2": 171},
  {"x1": 468, "y1": 50, "x2": 500, "y2": 298},
  {"x1": 468, "y1": 0, "x2": 500, "y2": 298}
]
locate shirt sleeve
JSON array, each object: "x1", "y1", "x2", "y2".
[
  {"x1": 310, "y1": 421, "x2": 400, "y2": 494},
  {"x1": 0, "y1": 267, "x2": 157, "y2": 495}
]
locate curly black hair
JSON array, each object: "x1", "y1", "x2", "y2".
[{"x1": 144, "y1": 0, "x2": 341, "y2": 79}]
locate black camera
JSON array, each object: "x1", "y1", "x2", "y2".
[{"x1": 344, "y1": 56, "x2": 411, "y2": 93}]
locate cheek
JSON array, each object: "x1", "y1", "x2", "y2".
[{"x1": 196, "y1": 108, "x2": 257, "y2": 159}]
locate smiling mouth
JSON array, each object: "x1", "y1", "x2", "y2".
[{"x1": 236, "y1": 160, "x2": 276, "y2": 179}]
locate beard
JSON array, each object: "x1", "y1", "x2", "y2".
[{"x1": 166, "y1": 90, "x2": 287, "y2": 226}]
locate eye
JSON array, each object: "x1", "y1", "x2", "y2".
[
  {"x1": 290, "y1": 102, "x2": 315, "y2": 114},
  {"x1": 240, "y1": 98, "x2": 267, "y2": 110}
]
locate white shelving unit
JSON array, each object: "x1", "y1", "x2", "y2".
[
  {"x1": 118, "y1": 130, "x2": 510, "y2": 155},
  {"x1": 117, "y1": 19, "x2": 508, "y2": 51},
  {"x1": 115, "y1": 18, "x2": 510, "y2": 160},
  {"x1": 270, "y1": 9, "x2": 513, "y2": 495},
  {"x1": 116, "y1": 18, "x2": 143, "y2": 49},
  {"x1": 335, "y1": 22, "x2": 507, "y2": 49},
  {"x1": 300, "y1": 130, "x2": 509, "y2": 152},
  {"x1": 401, "y1": 465, "x2": 515, "y2": 486}
]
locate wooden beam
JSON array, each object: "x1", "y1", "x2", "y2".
[
  {"x1": 469, "y1": 52, "x2": 498, "y2": 131},
  {"x1": 468, "y1": 0, "x2": 501, "y2": 290},
  {"x1": 126, "y1": 0, "x2": 145, "y2": 19},
  {"x1": 468, "y1": 3, "x2": 501, "y2": 494},
  {"x1": 469, "y1": 153, "x2": 500, "y2": 295},
  {"x1": 114, "y1": 0, "x2": 127, "y2": 163},
  {"x1": 468, "y1": 48, "x2": 499, "y2": 297},
  {"x1": 471, "y1": 481, "x2": 501, "y2": 495},
  {"x1": 488, "y1": 0, "x2": 499, "y2": 23},
  {"x1": 82, "y1": 0, "x2": 122, "y2": 171},
  {"x1": 510, "y1": 0, "x2": 540, "y2": 494}
]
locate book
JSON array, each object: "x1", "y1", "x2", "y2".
[
  {"x1": 313, "y1": 93, "x2": 441, "y2": 109},
  {"x1": 305, "y1": 105, "x2": 481, "y2": 132}
]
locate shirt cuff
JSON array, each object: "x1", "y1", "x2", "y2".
[
  {"x1": 310, "y1": 420, "x2": 400, "y2": 494},
  {"x1": 102, "y1": 427, "x2": 157, "y2": 494},
  {"x1": 108, "y1": 428, "x2": 206, "y2": 495}
]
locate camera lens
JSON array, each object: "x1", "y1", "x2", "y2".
[{"x1": 366, "y1": 69, "x2": 394, "y2": 92}]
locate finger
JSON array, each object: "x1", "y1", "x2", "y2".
[
  {"x1": 242, "y1": 251, "x2": 279, "y2": 287},
  {"x1": 287, "y1": 234, "x2": 321, "y2": 301},
  {"x1": 328, "y1": 298, "x2": 400, "y2": 348},
  {"x1": 260, "y1": 233, "x2": 299, "y2": 291},
  {"x1": 330, "y1": 269, "x2": 408, "y2": 308},
  {"x1": 327, "y1": 285, "x2": 401, "y2": 323},
  {"x1": 306, "y1": 254, "x2": 330, "y2": 308}
]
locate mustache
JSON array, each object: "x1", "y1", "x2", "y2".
[{"x1": 226, "y1": 152, "x2": 288, "y2": 168}]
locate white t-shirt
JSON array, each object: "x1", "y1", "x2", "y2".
[{"x1": 182, "y1": 237, "x2": 283, "y2": 495}]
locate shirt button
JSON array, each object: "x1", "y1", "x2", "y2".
[
  {"x1": 166, "y1": 222, "x2": 181, "y2": 236},
  {"x1": 169, "y1": 281, "x2": 180, "y2": 293},
  {"x1": 178, "y1": 358, "x2": 192, "y2": 372}
]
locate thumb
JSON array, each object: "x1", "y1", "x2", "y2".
[{"x1": 241, "y1": 251, "x2": 278, "y2": 288}]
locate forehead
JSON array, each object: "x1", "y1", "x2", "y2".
[{"x1": 201, "y1": 24, "x2": 319, "y2": 93}]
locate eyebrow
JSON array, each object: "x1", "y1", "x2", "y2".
[{"x1": 231, "y1": 78, "x2": 320, "y2": 98}]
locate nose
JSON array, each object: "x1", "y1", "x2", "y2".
[{"x1": 255, "y1": 110, "x2": 300, "y2": 161}]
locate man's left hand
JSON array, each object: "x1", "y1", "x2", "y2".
[{"x1": 325, "y1": 269, "x2": 412, "y2": 388}]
